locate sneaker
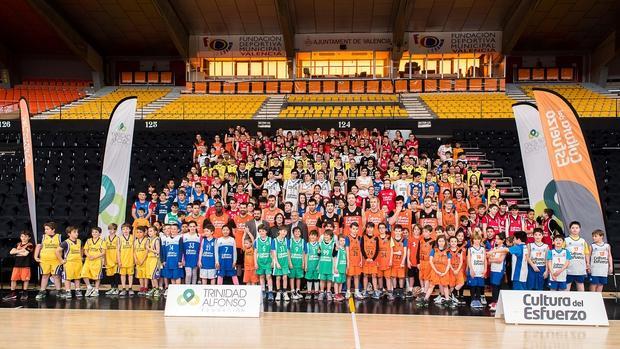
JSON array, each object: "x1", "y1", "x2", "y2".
[
  {"x1": 20, "y1": 292, "x2": 28, "y2": 301},
  {"x1": 318, "y1": 292, "x2": 325, "y2": 301},
  {"x1": 137, "y1": 288, "x2": 146, "y2": 297},
  {"x1": 326, "y1": 292, "x2": 333, "y2": 302},
  {"x1": 480, "y1": 295, "x2": 487, "y2": 305},
  {"x1": 85, "y1": 287, "x2": 94, "y2": 297},
  {"x1": 128, "y1": 290, "x2": 135, "y2": 297},
  {"x1": 275, "y1": 291, "x2": 282, "y2": 301},
  {"x1": 105, "y1": 288, "x2": 116, "y2": 296},
  {"x1": 345, "y1": 290, "x2": 351, "y2": 299},
  {"x1": 91, "y1": 289, "x2": 99, "y2": 297},
  {"x1": 63, "y1": 290, "x2": 73, "y2": 299},
  {"x1": 119, "y1": 290, "x2": 127, "y2": 298},
  {"x1": 354, "y1": 290, "x2": 364, "y2": 300},
  {"x1": 153, "y1": 289, "x2": 161, "y2": 298},
  {"x1": 451, "y1": 294, "x2": 459, "y2": 304},
  {"x1": 371, "y1": 291, "x2": 381, "y2": 300},
  {"x1": 457, "y1": 295, "x2": 467, "y2": 305},
  {"x1": 283, "y1": 291, "x2": 290, "y2": 301},
  {"x1": 146, "y1": 288, "x2": 154, "y2": 297},
  {"x1": 387, "y1": 292, "x2": 395, "y2": 301},
  {"x1": 405, "y1": 290, "x2": 414, "y2": 299},
  {"x1": 416, "y1": 298, "x2": 429, "y2": 307},
  {"x1": 489, "y1": 302, "x2": 497, "y2": 312},
  {"x1": 75, "y1": 290, "x2": 83, "y2": 298},
  {"x1": 2, "y1": 292, "x2": 17, "y2": 301},
  {"x1": 434, "y1": 295, "x2": 444, "y2": 304},
  {"x1": 267, "y1": 291, "x2": 274, "y2": 301},
  {"x1": 164, "y1": 289, "x2": 168, "y2": 298},
  {"x1": 35, "y1": 291, "x2": 46, "y2": 300},
  {"x1": 445, "y1": 299, "x2": 457, "y2": 308},
  {"x1": 470, "y1": 300, "x2": 483, "y2": 308}
]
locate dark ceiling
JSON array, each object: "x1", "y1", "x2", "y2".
[{"x1": 0, "y1": 0, "x2": 617, "y2": 58}]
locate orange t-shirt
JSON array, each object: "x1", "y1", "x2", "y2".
[
  {"x1": 233, "y1": 214, "x2": 253, "y2": 248},
  {"x1": 303, "y1": 210, "x2": 322, "y2": 233},
  {"x1": 364, "y1": 210, "x2": 386, "y2": 236},
  {"x1": 209, "y1": 213, "x2": 230, "y2": 238},
  {"x1": 243, "y1": 246, "x2": 255, "y2": 270},
  {"x1": 454, "y1": 199, "x2": 468, "y2": 218},
  {"x1": 185, "y1": 214, "x2": 206, "y2": 235},
  {"x1": 407, "y1": 236, "x2": 420, "y2": 266},
  {"x1": 342, "y1": 214, "x2": 363, "y2": 235},
  {"x1": 376, "y1": 235, "x2": 391, "y2": 270},
  {"x1": 393, "y1": 209, "x2": 414, "y2": 232},
  {"x1": 468, "y1": 195, "x2": 483, "y2": 211},
  {"x1": 442, "y1": 209, "x2": 457, "y2": 228},
  {"x1": 261, "y1": 208, "x2": 283, "y2": 227},
  {"x1": 419, "y1": 238, "x2": 434, "y2": 262},
  {"x1": 362, "y1": 235, "x2": 378, "y2": 262},
  {"x1": 449, "y1": 247, "x2": 464, "y2": 272},
  {"x1": 391, "y1": 238, "x2": 406, "y2": 267},
  {"x1": 347, "y1": 234, "x2": 362, "y2": 265},
  {"x1": 432, "y1": 248, "x2": 449, "y2": 272}
]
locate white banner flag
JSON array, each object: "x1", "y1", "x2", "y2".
[
  {"x1": 19, "y1": 99, "x2": 37, "y2": 241},
  {"x1": 513, "y1": 102, "x2": 556, "y2": 216},
  {"x1": 98, "y1": 97, "x2": 137, "y2": 229}
]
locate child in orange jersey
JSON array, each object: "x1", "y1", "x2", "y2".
[
  {"x1": 416, "y1": 225, "x2": 435, "y2": 301},
  {"x1": 418, "y1": 235, "x2": 452, "y2": 307},
  {"x1": 390, "y1": 225, "x2": 408, "y2": 300},
  {"x1": 406, "y1": 225, "x2": 422, "y2": 298},
  {"x1": 376, "y1": 223, "x2": 392, "y2": 299},
  {"x1": 361, "y1": 222, "x2": 379, "y2": 299},
  {"x1": 447, "y1": 236, "x2": 466, "y2": 305},
  {"x1": 242, "y1": 239, "x2": 258, "y2": 285},
  {"x1": 345, "y1": 222, "x2": 364, "y2": 300}
]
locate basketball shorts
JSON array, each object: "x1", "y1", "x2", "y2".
[
  {"x1": 200, "y1": 268, "x2": 217, "y2": 279},
  {"x1": 333, "y1": 273, "x2": 346, "y2": 284},
  {"x1": 162, "y1": 268, "x2": 184, "y2": 280},
  {"x1": 243, "y1": 269, "x2": 259, "y2": 284},
  {"x1": 105, "y1": 264, "x2": 119, "y2": 277},
  {"x1": 566, "y1": 274, "x2": 586, "y2": 284},
  {"x1": 548, "y1": 280, "x2": 567, "y2": 290},
  {"x1": 62, "y1": 261, "x2": 82, "y2": 281},
  {"x1": 346, "y1": 265, "x2": 362, "y2": 277},
  {"x1": 119, "y1": 266, "x2": 135, "y2": 276},
  {"x1": 11, "y1": 267, "x2": 31, "y2": 282},
  {"x1": 135, "y1": 264, "x2": 147, "y2": 279},
  {"x1": 80, "y1": 261, "x2": 103, "y2": 280},
  {"x1": 288, "y1": 268, "x2": 304, "y2": 279},
  {"x1": 589, "y1": 275, "x2": 608, "y2": 285},
  {"x1": 39, "y1": 260, "x2": 62, "y2": 275}
]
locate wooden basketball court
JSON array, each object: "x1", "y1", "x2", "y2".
[{"x1": 2, "y1": 308, "x2": 618, "y2": 348}]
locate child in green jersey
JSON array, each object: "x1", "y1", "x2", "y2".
[
  {"x1": 304, "y1": 230, "x2": 320, "y2": 300},
  {"x1": 289, "y1": 226, "x2": 306, "y2": 300},
  {"x1": 318, "y1": 229, "x2": 337, "y2": 301},
  {"x1": 254, "y1": 224, "x2": 274, "y2": 301},
  {"x1": 272, "y1": 227, "x2": 291, "y2": 301},
  {"x1": 333, "y1": 235, "x2": 347, "y2": 302}
]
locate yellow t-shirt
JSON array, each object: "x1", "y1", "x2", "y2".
[
  {"x1": 119, "y1": 235, "x2": 135, "y2": 267},
  {"x1": 40, "y1": 234, "x2": 61, "y2": 262},
  {"x1": 104, "y1": 236, "x2": 119, "y2": 267},
  {"x1": 134, "y1": 237, "x2": 148, "y2": 265}
]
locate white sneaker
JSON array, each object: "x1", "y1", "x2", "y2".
[
  {"x1": 480, "y1": 295, "x2": 487, "y2": 305},
  {"x1": 345, "y1": 290, "x2": 351, "y2": 299},
  {"x1": 105, "y1": 288, "x2": 115, "y2": 296},
  {"x1": 283, "y1": 291, "x2": 290, "y2": 301},
  {"x1": 275, "y1": 291, "x2": 282, "y2": 301},
  {"x1": 434, "y1": 295, "x2": 444, "y2": 304},
  {"x1": 111, "y1": 288, "x2": 119, "y2": 296},
  {"x1": 451, "y1": 294, "x2": 459, "y2": 304},
  {"x1": 164, "y1": 288, "x2": 168, "y2": 298},
  {"x1": 91, "y1": 289, "x2": 99, "y2": 297},
  {"x1": 85, "y1": 286, "x2": 94, "y2": 297}
]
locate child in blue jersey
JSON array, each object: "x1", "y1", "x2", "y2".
[
  {"x1": 161, "y1": 224, "x2": 184, "y2": 296},
  {"x1": 494, "y1": 231, "x2": 529, "y2": 291},
  {"x1": 182, "y1": 221, "x2": 201, "y2": 284},
  {"x1": 526, "y1": 228, "x2": 549, "y2": 290},
  {"x1": 198, "y1": 224, "x2": 217, "y2": 285},
  {"x1": 547, "y1": 235, "x2": 572, "y2": 291},
  {"x1": 487, "y1": 234, "x2": 507, "y2": 312},
  {"x1": 175, "y1": 190, "x2": 190, "y2": 213},
  {"x1": 216, "y1": 225, "x2": 239, "y2": 285}
]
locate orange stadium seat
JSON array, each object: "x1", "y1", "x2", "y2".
[
  {"x1": 265, "y1": 81, "x2": 278, "y2": 93},
  {"x1": 395, "y1": 79, "x2": 407, "y2": 93},
  {"x1": 194, "y1": 82, "x2": 207, "y2": 94},
  {"x1": 366, "y1": 80, "x2": 379, "y2": 93},
  {"x1": 294, "y1": 81, "x2": 306, "y2": 93},
  {"x1": 337, "y1": 80, "x2": 350, "y2": 93},
  {"x1": 280, "y1": 81, "x2": 293, "y2": 93},
  {"x1": 237, "y1": 82, "x2": 249, "y2": 93},
  {"x1": 485, "y1": 79, "x2": 498, "y2": 91},
  {"x1": 518, "y1": 68, "x2": 530, "y2": 81},
  {"x1": 424, "y1": 79, "x2": 437, "y2": 92},
  {"x1": 409, "y1": 80, "x2": 422, "y2": 92},
  {"x1": 323, "y1": 80, "x2": 335, "y2": 93},
  {"x1": 121, "y1": 72, "x2": 133, "y2": 84},
  {"x1": 561, "y1": 67, "x2": 574, "y2": 80},
  {"x1": 439, "y1": 79, "x2": 452, "y2": 92},
  {"x1": 352, "y1": 80, "x2": 364, "y2": 93},
  {"x1": 469, "y1": 79, "x2": 482, "y2": 91},
  {"x1": 134, "y1": 72, "x2": 146, "y2": 84},
  {"x1": 309, "y1": 81, "x2": 321, "y2": 93},
  {"x1": 455, "y1": 79, "x2": 467, "y2": 91},
  {"x1": 532, "y1": 68, "x2": 545, "y2": 81},
  {"x1": 160, "y1": 71, "x2": 173, "y2": 84},
  {"x1": 223, "y1": 82, "x2": 236, "y2": 93},
  {"x1": 380, "y1": 80, "x2": 393, "y2": 93},
  {"x1": 251, "y1": 81, "x2": 264, "y2": 93},
  {"x1": 208, "y1": 81, "x2": 221, "y2": 93},
  {"x1": 147, "y1": 72, "x2": 159, "y2": 84},
  {"x1": 546, "y1": 68, "x2": 559, "y2": 80}
]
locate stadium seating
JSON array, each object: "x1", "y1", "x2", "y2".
[
  {"x1": 519, "y1": 84, "x2": 618, "y2": 117},
  {"x1": 0, "y1": 80, "x2": 89, "y2": 114},
  {"x1": 280, "y1": 94, "x2": 407, "y2": 118},
  {"x1": 420, "y1": 93, "x2": 515, "y2": 118},
  {"x1": 47, "y1": 88, "x2": 170, "y2": 119},
  {"x1": 149, "y1": 95, "x2": 266, "y2": 119}
]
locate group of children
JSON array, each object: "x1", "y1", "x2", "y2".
[{"x1": 3, "y1": 219, "x2": 613, "y2": 311}]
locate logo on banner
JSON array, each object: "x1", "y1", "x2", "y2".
[
  {"x1": 177, "y1": 289, "x2": 200, "y2": 306},
  {"x1": 528, "y1": 129, "x2": 540, "y2": 139},
  {"x1": 203, "y1": 37, "x2": 233, "y2": 54},
  {"x1": 412, "y1": 34, "x2": 444, "y2": 52}
]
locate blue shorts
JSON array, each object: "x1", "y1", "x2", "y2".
[
  {"x1": 566, "y1": 274, "x2": 586, "y2": 284},
  {"x1": 217, "y1": 268, "x2": 237, "y2": 277},
  {"x1": 548, "y1": 281, "x2": 567, "y2": 290},
  {"x1": 490, "y1": 272, "x2": 504, "y2": 286},
  {"x1": 526, "y1": 266, "x2": 546, "y2": 290},
  {"x1": 589, "y1": 275, "x2": 608, "y2": 285},
  {"x1": 512, "y1": 281, "x2": 527, "y2": 290},
  {"x1": 468, "y1": 276, "x2": 485, "y2": 287},
  {"x1": 162, "y1": 268, "x2": 184, "y2": 280}
]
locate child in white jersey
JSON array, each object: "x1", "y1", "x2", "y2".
[
  {"x1": 589, "y1": 229, "x2": 613, "y2": 292},
  {"x1": 547, "y1": 235, "x2": 572, "y2": 291},
  {"x1": 467, "y1": 233, "x2": 486, "y2": 309},
  {"x1": 565, "y1": 221, "x2": 590, "y2": 291},
  {"x1": 526, "y1": 228, "x2": 549, "y2": 290}
]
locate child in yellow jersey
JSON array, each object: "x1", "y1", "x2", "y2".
[
  {"x1": 103, "y1": 223, "x2": 120, "y2": 296},
  {"x1": 145, "y1": 226, "x2": 162, "y2": 298},
  {"x1": 118, "y1": 223, "x2": 135, "y2": 297},
  {"x1": 35, "y1": 222, "x2": 62, "y2": 300},
  {"x1": 81, "y1": 227, "x2": 105, "y2": 297},
  {"x1": 134, "y1": 226, "x2": 149, "y2": 296},
  {"x1": 56, "y1": 226, "x2": 82, "y2": 299}
]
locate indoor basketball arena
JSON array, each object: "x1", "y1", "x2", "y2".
[{"x1": 0, "y1": 0, "x2": 619, "y2": 348}]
